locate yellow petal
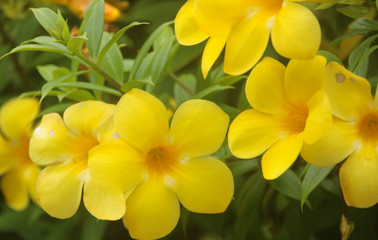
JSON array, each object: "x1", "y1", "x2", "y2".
[
  {"x1": 0, "y1": 98, "x2": 39, "y2": 140},
  {"x1": 170, "y1": 99, "x2": 229, "y2": 157},
  {"x1": 285, "y1": 55, "x2": 327, "y2": 105},
  {"x1": 325, "y1": 62, "x2": 372, "y2": 121},
  {"x1": 339, "y1": 149, "x2": 378, "y2": 208},
  {"x1": 301, "y1": 118, "x2": 357, "y2": 167},
  {"x1": 36, "y1": 161, "x2": 85, "y2": 219},
  {"x1": 1, "y1": 169, "x2": 28, "y2": 211},
  {"x1": 172, "y1": 157, "x2": 234, "y2": 213},
  {"x1": 114, "y1": 88, "x2": 169, "y2": 153},
  {"x1": 262, "y1": 133, "x2": 303, "y2": 180},
  {"x1": 271, "y1": 2, "x2": 320, "y2": 59},
  {"x1": 303, "y1": 91, "x2": 333, "y2": 144},
  {"x1": 202, "y1": 36, "x2": 227, "y2": 79},
  {"x1": 224, "y1": 12, "x2": 270, "y2": 75},
  {"x1": 63, "y1": 101, "x2": 114, "y2": 139},
  {"x1": 29, "y1": 113, "x2": 75, "y2": 166},
  {"x1": 245, "y1": 57, "x2": 287, "y2": 114},
  {"x1": 83, "y1": 178, "x2": 126, "y2": 220},
  {"x1": 174, "y1": 0, "x2": 209, "y2": 45},
  {"x1": 104, "y1": 2, "x2": 121, "y2": 23},
  {"x1": 125, "y1": 180, "x2": 180, "y2": 240},
  {"x1": 88, "y1": 138, "x2": 144, "y2": 193},
  {"x1": 228, "y1": 109, "x2": 280, "y2": 159},
  {"x1": 0, "y1": 136, "x2": 12, "y2": 175},
  {"x1": 24, "y1": 164, "x2": 40, "y2": 204}
]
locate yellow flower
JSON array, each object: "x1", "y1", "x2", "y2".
[
  {"x1": 29, "y1": 101, "x2": 116, "y2": 219},
  {"x1": 0, "y1": 98, "x2": 40, "y2": 211},
  {"x1": 228, "y1": 55, "x2": 332, "y2": 180},
  {"x1": 88, "y1": 88, "x2": 233, "y2": 239},
  {"x1": 174, "y1": 0, "x2": 330, "y2": 78},
  {"x1": 301, "y1": 62, "x2": 378, "y2": 208}
]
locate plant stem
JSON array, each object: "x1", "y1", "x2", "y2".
[{"x1": 169, "y1": 72, "x2": 195, "y2": 96}]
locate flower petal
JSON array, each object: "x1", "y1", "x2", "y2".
[
  {"x1": 301, "y1": 118, "x2": 357, "y2": 167},
  {"x1": 63, "y1": 101, "x2": 114, "y2": 139},
  {"x1": 201, "y1": 36, "x2": 227, "y2": 79},
  {"x1": 1, "y1": 169, "x2": 28, "y2": 211},
  {"x1": 36, "y1": 161, "x2": 85, "y2": 219},
  {"x1": 88, "y1": 138, "x2": 144, "y2": 193},
  {"x1": 0, "y1": 136, "x2": 12, "y2": 175},
  {"x1": 170, "y1": 99, "x2": 229, "y2": 157},
  {"x1": 285, "y1": 55, "x2": 327, "y2": 105},
  {"x1": 303, "y1": 91, "x2": 333, "y2": 144},
  {"x1": 325, "y1": 62, "x2": 372, "y2": 121},
  {"x1": 172, "y1": 157, "x2": 233, "y2": 213},
  {"x1": 271, "y1": 2, "x2": 320, "y2": 59},
  {"x1": 262, "y1": 133, "x2": 303, "y2": 180},
  {"x1": 224, "y1": 12, "x2": 270, "y2": 75},
  {"x1": 29, "y1": 113, "x2": 75, "y2": 166},
  {"x1": 339, "y1": 149, "x2": 378, "y2": 208},
  {"x1": 245, "y1": 57, "x2": 287, "y2": 114},
  {"x1": 114, "y1": 89, "x2": 169, "y2": 153},
  {"x1": 0, "y1": 98, "x2": 39, "y2": 140},
  {"x1": 174, "y1": 0, "x2": 209, "y2": 45},
  {"x1": 83, "y1": 178, "x2": 126, "y2": 220},
  {"x1": 125, "y1": 180, "x2": 180, "y2": 240},
  {"x1": 228, "y1": 109, "x2": 280, "y2": 159},
  {"x1": 24, "y1": 164, "x2": 40, "y2": 204}
]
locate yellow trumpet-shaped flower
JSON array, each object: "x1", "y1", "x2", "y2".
[
  {"x1": 228, "y1": 55, "x2": 333, "y2": 180},
  {"x1": 175, "y1": 0, "x2": 330, "y2": 78},
  {"x1": 88, "y1": 88, "x2": 234, "y2": 239},
  {"x1": 302, "y1": 62, "x2": 378, "y2": 208},
  {"x1": 29, "y1": 101, "x2": 116, "y2": 219},
  {"x1": 0, "y1": 98, "x2": 40, "y2": 211}
]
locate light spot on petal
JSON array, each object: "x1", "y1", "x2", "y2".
[
  {"x1": 336, "y1": 73, "x2": 346, "y2": 83},
  {"x1": 266, "y1": 16, "x2": 275, "y2": 29},
  {"x1": 78, "y1": 169, "x2": 89, "y2": 182},
  {"x1": 350, "y1": 77, "x2": 356, "y2": 83},
  {"x1": 78, "y1": 103, "x2": 83, "y2": 107},
  {"x1": 49, "y1": 130, "x2": 55, "y2": 136},
  {"x1": 113, "y1": 132, "x2": 120, "y2": 138},
  {"x1": 34, "y1": 127, "x2": 42, "y2": 135}
]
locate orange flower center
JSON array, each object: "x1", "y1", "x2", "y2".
[
  {"x1": 12, "y1": 138, "x2": 33, "y2": 167},
  {"x1": 72, "y1": 136, "x2": 99, "y2": 164},
  {"x1": 357, "y1": 111, "x2": 378, "y2": 144},
  {"x1": 280, "y1": 105, "x2": 309, "y2": 134},
  {"x1": 145, "y1": 146, "x2": 179, "y2": 177}
]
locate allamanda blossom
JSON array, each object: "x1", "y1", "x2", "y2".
[
  {"x1": 302, "y1": 62, "x2": 378, "y2": 208},
  {"x1": 29, "y1": 101, "x2": 118, "y2": 219},
  {"x1": 228, "y1": 55, "x2": 332, "y2": 180},
  {"x1": 88, "y1": 88, "x2": 234, "y2": 239},
  {"x1": 174, "y1": 0, "x2": 330, "y2": 78},
  {"x1": 0, "y1": 98, "x2": 40, "y2": 211}
]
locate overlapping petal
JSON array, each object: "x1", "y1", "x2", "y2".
[
  {"x1": 228, "y1": 109, "x2": 280, "y2": 159},
  {"x1": 125, "y1": 180, "x2": 180, "y2": 240},
  {"x1": 262, "y1": 133, "x2": 303, "y2": 180},
  {"x1": 301, "y1": 118, "x2": 357, "y2": 167},
  {"x1": 0, "y1": 98, "x2": 39, "y2": 140},
  {"x1": 271, "y1": 2, "x2": 320, "y2": 59},
  {"x1": 325, "y1": 62, "x2": 372, "y2": 121},
  {"x1": 202, "y1": 36, "x2": 227, "y2": 79},
  {"x1": 172, "y1": 157, "x2": 233, "y2": 213},
  {"x1": 285, "y1": 55, "x2": 326, "y2": 105},
  {"x1": 245, "y1": 57, "x2": 287, "y2": 114},
  {"x1": 1, "y1": 169, "x2": 28, "y2": 211},
  {"x1": 0, "y1": 136, "x2": 12, "y2": 175},
  {"x1": 114, "y1": 88, "x2": 169, "y2": 153},
  {"x1": 170, "y1": 99, "x2": 229, "y2": 157},
  {"x1": 339, "y1": 149, "x2": 378, "y2": 208},
  {"x1": 36, "y1": 161, "x2": 86, "y2": 219}
]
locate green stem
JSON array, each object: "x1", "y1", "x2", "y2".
[
  {"x1": 77, "y1": 53, "x2": 123, "y2": 92},
  {"x1": 169, "y1": 72, "x2": 195, "y2": 96}
]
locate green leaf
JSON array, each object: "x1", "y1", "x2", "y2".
[
  {"x1": 31, "y1": 8, "x2": 58, "y2": 34},
  {"x1": 349, "y1": 17, "x2": 378, "y2": 32},
  {"x1": 128, "y1": 21, "x2": 173, "y2": 82},
  {"x1": 56, "y1": 82, "x2": 122, "y2": 96},
  {"x1": 121, "y1": 77, "x2": 154, "y2": 93},
  {"x1": 37, "y1": 103, "x2": 72, "y2": 118},
  {"x1": 99, "y1": 32, "x2": 124, "y2": 84},
  {"x1": 81, "y1": 217, "x2": 108, "y2": 240},
  {"x1": 98, "y1": 21, "x2": 147, "y2": 64},
  {"x1": 41, "y1": 70, "x2": 89, "y2": 102},
  {"x1": 317, "y1": 50, "x2": 344, "y2": 65},
  {"x1": 150, "y1": 37, "x2": 174, "y2": 84},
  {"x1": 57, "y1": 89, "x2": 95, "y2": 102},
  {"x1": 174, "y1": 73, "x2": 196, "y2": 105},
  {"x1": 84, "y1": 0, "x2": 104, "y2": 60},
  {"x1": 331, "y1": 29, "x2": 367, "y2": 47},
  {"x1": 212, "y1": 75, "x2": 247, "y2": 86},
  {"x1": 37, "y1": 64, "x2": 59, "y2": 81},
  {"x1": 348, "y1": 34, "x2": 378, "y2": 76},
  {"x1": 301, "y1": 164, "x2": 334, "y2": 210},
  {"x1": 0, "y1": 44, "x2": 71, "y2": 60},
  {"x1": 67, "y1": 33, "x2": 88, "y2": 53},
  {"x1": 192, "y1": 85, "x2": 234, "y2": 99},
  {"x1": 337, "y1": 5, "x2": 369, "y2": 19}
]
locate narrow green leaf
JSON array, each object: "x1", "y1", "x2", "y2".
[
  {"x1": 337, "y1": 5, "x2": 369, "y2": 19},
  {"x1": 98, "y1": 22, "x2": 148, "y2": 64},
  {"x1": 37, "y1": 103, "x2": 72, "y2": 118},
  {"x1": 301, "y1": 164, "x2": 334, "y2": 209},
  {"x1": 192, "y1": 85, "x2": 234, "y2": 99},
  {"x1": 212, "y1": 75, "x2": 247, "y2": 86},
  {"x1": 331, "y1": 29, "x2": 367, "y2": 47},
  {"x1": 150, "y1": 37, "x2": 174, "y2": 84},
  {"x1": 349, "y1": 34, "x2": 378, "y2": 76},
  {"x1": 0, "y1": 44, "x2": 71, "y2": 60},
  {"x1": 99, "y1": 32, "x2": 124, "y2": 84},
  {"x1": 82, "y1": 217, "x2": 108, "y2": 240},
  {"x1": 174, "y1": 73, "x2": 196, "y2": 105},
  {"x1": 121, "y1": 77, "x2": 154, "y2": 93},
  {"x1": 37, "y1": 64, "x2": 59, "y2": 81},
  {"x1": 56, "y1": 82, "x2": 122, "y2": 96},
  {"x1": 31, "y1": 8, "x2": 58, "y2": 33},
  {"x1": 67, "y1": 33, "x2": 88, "y2": 53},
  {"x1": 41, "y1": 70, "x2": 89, "y2": 102},
  {"x1": 57, "y1": 89, "x2": 95, "y2": 102},
  {"x1": 349, "y1": 17, "x2": 378, "y2": 32},
  {"x1": 128, "y1": 21, "x2": 173, "y2": 82},
  {"x1": 84, "y1": 0, "x2": 104, "y2": 60},
  {"x1": 317, "y1": 50, "x2": 344, "y2": 65}
]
